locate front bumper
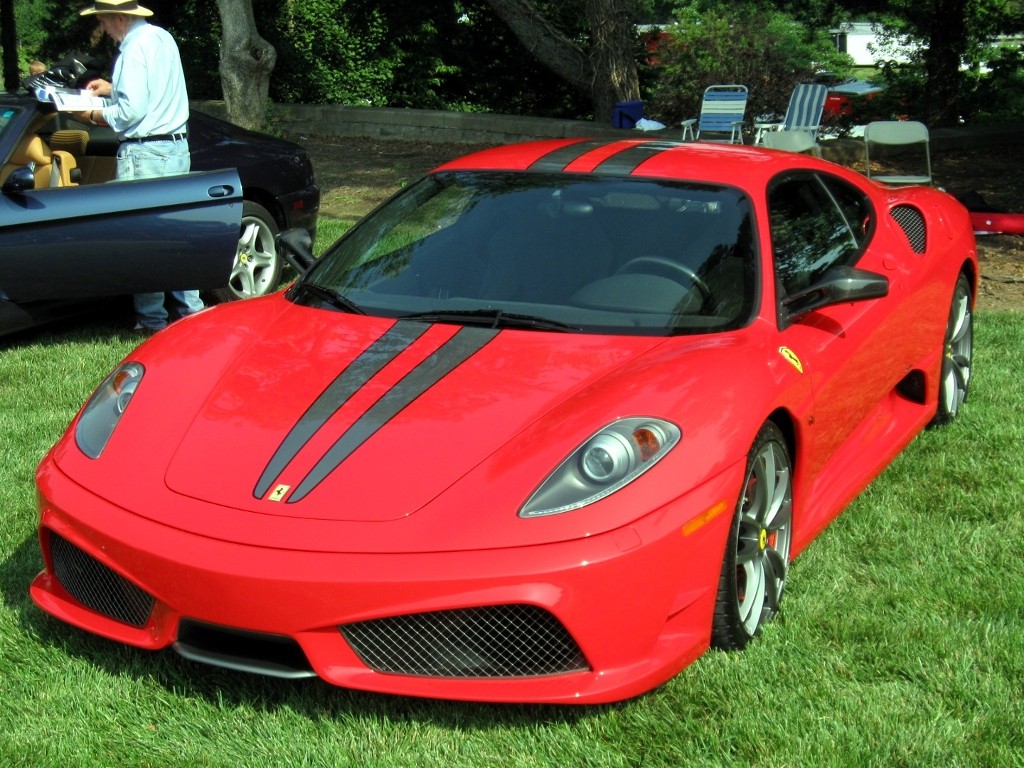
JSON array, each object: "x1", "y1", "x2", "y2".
[{"x1": 31, "y1": 458, "x2": 739, "y2": 704}]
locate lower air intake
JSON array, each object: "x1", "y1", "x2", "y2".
[
  {"x1": 48, "y1": 531, "x2": 155, "y2": 628},
  {"x1": 175, "y1": 620, "x2": 316, "y2": 679},
  {"x1": 341, "y1": 604, "x2": 589, "y2": 678}
]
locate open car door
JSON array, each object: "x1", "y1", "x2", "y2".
[{"x1": 0, "y1": 168, "x2": 242, "y2": 302}]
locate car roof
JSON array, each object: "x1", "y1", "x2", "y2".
[
  {"x1": 829, "y1": 80, "x2": 884, "y2": 95},
  {"x1": 433, "y1": 138, "x2": 839, "y2": 190}
]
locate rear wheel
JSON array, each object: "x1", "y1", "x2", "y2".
[
  {"x1": 931, "y1": 273, "x2": 973, "y2": 426},
  {"x1": 211, "y1": 201, "x2": 282, "y2": 303},
  {"x1": 712, "y1": 421, "x2": 793, "y2": 650}
]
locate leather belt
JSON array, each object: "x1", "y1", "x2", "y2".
[{"x1": 121, "y1": 132, "x2": 188, "y2": 143}]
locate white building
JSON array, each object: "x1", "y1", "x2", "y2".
[{"x1": 832, "y1": 22, "x2": 918, "y2": 66}]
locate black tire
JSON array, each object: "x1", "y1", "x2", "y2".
[
  {"x1": 210, "y1": 201, "x2": 282, "y2": 303},
  {"x1": 930, "y1": 273, "x2": 973, "y2": 426},
  {"x1": 712, "y1": 421, "x2": 793, "y2": 650}
]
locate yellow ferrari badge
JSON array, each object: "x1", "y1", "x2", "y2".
[{"x1": 778, "y1": 346, "x2": 803, "y2": 374}]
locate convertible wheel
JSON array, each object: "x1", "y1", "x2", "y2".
[
  {"x1": 213, "y1": 201, "x2": 282, "y2": 303},
  {"x1": 712, "y1": 421, "x2": 793, "y2": 650},
  {"x1": 931, "y1": 273, "x2": 973, "y2": 426}
]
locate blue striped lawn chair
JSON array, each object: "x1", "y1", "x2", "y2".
[
  {"x1": 680, "y1": 84, "x2": 748, "y2": 144},
  {"x1": 755, "y1": 83, "x2": 828, "y2": 144}
]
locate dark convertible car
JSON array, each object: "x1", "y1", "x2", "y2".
[{"x1": 1, "y1": 93, "x2": 319, "y2": 336}]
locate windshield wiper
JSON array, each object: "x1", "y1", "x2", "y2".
[
  {"x1": 399, "y1": 308, "x2": 579, "y2": 332},
  {"x1": 290, "y1": 282, "x2": 366, "y2": 314}
]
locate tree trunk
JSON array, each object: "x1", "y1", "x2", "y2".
[
  {"x1": 921, "y1": 0, "x2": 969, "y2": 127},
  {"x1": 2, "y1": 0, "x2": 19, "y2": 93},
  {"x1": 215, "y1": 0, "x2": 277, "y2": 130},
  {"x1": 484, "y1": 0, "x2": 641, "y2": 122},
  {"x1": 585, "y1": 0, "x2": 641, "y2": 123}
]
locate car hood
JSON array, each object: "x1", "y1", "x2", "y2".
[
  {"x1": 162, "y1": 307, "x2": 670, "y2": 522},
  {"x1": 54, "y1": 298, "x2": 761, "y2": 552}
]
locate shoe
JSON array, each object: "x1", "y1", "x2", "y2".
[{"x1": 131, "y1": 321, "x2": 165, "y2": 336}]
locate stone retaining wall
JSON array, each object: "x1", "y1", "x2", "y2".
[{"x1": 193, "y1": 100, "x2": 1021, "y2": 161}]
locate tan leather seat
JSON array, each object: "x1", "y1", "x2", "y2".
[
  {"x1": 51, "y1": 128, "x2": 115, "y2": 184},
  {"x1": 49, "y1": 129, "x2": 90, "y2": 157},
  {"x1": 0, "y1": 134, "x2": 78, "y2": 188}
]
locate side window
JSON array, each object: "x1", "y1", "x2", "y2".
[
  {"x1": 768, "y1": 173, "x2": 872, "y2": 295},
  {"x1": 821, "y1": 175, "x2": 874, "y2": 248}
]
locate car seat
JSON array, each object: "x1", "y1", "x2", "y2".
[{"x1": 0, "y1": 134, "x2": 78, "y2": 188}]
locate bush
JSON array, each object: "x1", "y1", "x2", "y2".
[
  {"x1": 963, "y1": 43, "x2": 1024, "y2": 123},
  {"x1": 646, "y1": 1, "x2": 853, "y2": 129}
]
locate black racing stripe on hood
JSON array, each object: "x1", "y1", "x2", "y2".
[
  {"x1": 286, "y1": 326, "x2": 499, "y2": 503},
  {"x1": 591, "y1": 142, "x2": 680, "y2": 175},
  {"x1": 253, "y1": 322, "x2": 430, "y2": 500},
  {"x1": 528, "y1": 139, "x2": 613, "y2": 172}
]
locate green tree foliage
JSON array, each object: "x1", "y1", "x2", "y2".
[
  {"x1": 1, "y1": 0, "x2": 86, "y2": 85},
  {"x1": 965, "y1": 41, "x2": 1024, "y2": 121},
  {"x1": 10, "y1": 0, "x2": 1020, "y2": 125},
  {"x1": 178, "y1": 0, "x2": 588, "y2": 117},
  {"x1": 646, "y1": 1, "x2": 852, "y2": 126},
  {"x1": 166, "y1": 2, "x2": 221, "y2": 98},
  {"x1": 455, "y1": 0, "x2": 590, "y2": 117},
  {"x1": 829, "y1": 0, "x2": 1024, "y2": 125},
  {"x1": 10, "y1": 0, "x2": 51, "y2": 69},
  {"x1": 257, "y1": 0, "x2": 395, "y2": 105},
  {"x1": 30, "y1": 0, "x2": 123, "y2": 75}
]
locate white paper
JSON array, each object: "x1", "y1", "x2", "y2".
[{"x1": 47, "y1": 89, "x2": 110, "y2": 111}]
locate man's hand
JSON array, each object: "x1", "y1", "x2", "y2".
[{"x1": 85, "y1": 78, "x2": 112, "y2": 97}]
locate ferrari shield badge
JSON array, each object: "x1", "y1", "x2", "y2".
[
  {"x1": 778, "y1": 346, "x2": 803, "y2": 374},
  {"x1": 268, "y1": 484, "x2": 291, "y2": 502}
]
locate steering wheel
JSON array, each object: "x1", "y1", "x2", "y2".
[{"x1": 615, "y1": 256, "x2": 712, "y2": 306}]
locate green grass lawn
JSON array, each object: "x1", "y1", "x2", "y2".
[{"x1": 1, "y1": 310, "x2": 1021, "y2": 768}]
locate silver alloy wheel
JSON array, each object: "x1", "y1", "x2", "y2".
[
  {"x1": 227, "y1": 202, "x2": 281, "y2": 300},
  {"x1": 934, "y1": 274, "x2": 973, "y2": 424},
  {"x1": 712, "y1": 422, "x2": 793, "y2": 649}
]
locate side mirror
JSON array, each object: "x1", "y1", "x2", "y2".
[
  {"x1": 2, "y1": 166, "x2": 36, "y2": 194},
  {"x1": 276, "y1": 228, "x2": 316, "y2": 274},
  {"x1": 781, "y1": 265, "x2": 889, "y2": 327}
]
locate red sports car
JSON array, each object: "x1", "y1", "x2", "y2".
[{"x1": 31, "y1": 138, "x2": 976, "y2": 704}]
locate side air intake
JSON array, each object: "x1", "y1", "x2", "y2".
[{"x1": 890, "y1": 205, "x2": 927, "y2": 254}]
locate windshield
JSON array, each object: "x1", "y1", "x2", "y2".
[
  {"x1": 0, "y1": 107, "x2": 22, "y2": 142},
  {"x1": 302, "y1": 172, "x2": 758, "y2": 335}
]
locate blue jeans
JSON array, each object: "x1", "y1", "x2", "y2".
[{"x1": 118, "y1": 138, "x2": 203, "y2": 329}]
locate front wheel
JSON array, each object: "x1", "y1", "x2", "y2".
[
  {"x1": 930, "y1": 273, "x2": 973, "y2": 426},
  {"x1": 712, "y1": 421, "x2": 793, "y2": 650},
  {"x1": 211, "y1": 201, "x2": 282, "y2": 303}
]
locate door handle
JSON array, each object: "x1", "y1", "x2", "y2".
[{"x1": 208, "y1": 184, "x2": 237, "y2": 198}]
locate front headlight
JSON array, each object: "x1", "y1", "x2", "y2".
[
  {"x1": 519, "y1": 417, "x2": 681, "y2": 518},
  {"x1": 75, "y1": 362, "x2": 145, "y2": 459}
]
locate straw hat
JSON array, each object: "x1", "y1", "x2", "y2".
[{"x1": 79, "y1": 0, "x2": 153, "y2": 16}]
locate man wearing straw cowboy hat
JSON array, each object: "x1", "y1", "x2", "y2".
[{"x1": 76, "y1": 0, "x2": 201, "y2": 334}]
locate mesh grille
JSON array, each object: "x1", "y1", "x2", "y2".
[
  {"x1": 891, "y1": 205, "x2": 927, "y2": 253},
  {"x1": 341, "y1": 605, "x2": 589, "y2": 678},
  {"x1": 896, "y1": 370, "x2": 927, "y2": 403},
  {"x1": 49, "y1": 531, "x2": 155, "y2": 628}
]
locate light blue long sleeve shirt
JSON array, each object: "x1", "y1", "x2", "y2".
[{"x1": 100, "y1": 19, "x2": 189, "y2": 139}]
